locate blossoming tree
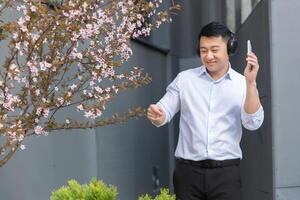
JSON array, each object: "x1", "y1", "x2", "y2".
[{"x1": 0, "y1": 0, "x2": 179, "y2": 166}]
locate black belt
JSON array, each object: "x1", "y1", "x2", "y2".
[{"x1": 176, "y1": 158, "x2": 240, "y2": 168}]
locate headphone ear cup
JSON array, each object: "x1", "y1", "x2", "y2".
[{"x1": 227, "y1": 36, "x2": 238, "y2": 56}]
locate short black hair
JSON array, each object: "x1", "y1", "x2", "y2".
[{"x1": 198, "y1": 21, "x2": 233, "y2": 41}]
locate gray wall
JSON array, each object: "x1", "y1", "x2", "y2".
[
  {"x1": 231, "y1": 1, "x2": 274, "y2": 200},
  {"x1": 0, "y1": 123, "x2": 98, "y2": 200},
  {"x1": 232, "y1": 0, "x2": 300, "y2": 199},
  {"x1": 270, "y1": 0, "x2": 300, "y2": 199},
  {"x1": 170, "y1": 0, "x2": 226, "y2": 57}
]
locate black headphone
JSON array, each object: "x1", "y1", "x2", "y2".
[
  {"x1": 197, "y1": 32, "x2": 238, "y2": 57},
  {"x1": 227, "y1": 33, "x2": 238, "y2": 56}
]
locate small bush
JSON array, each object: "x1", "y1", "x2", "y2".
[
  {"x1": 50, "y1": 178, "x2": 175, "y2": 200},
  {"x1": 138, "y1": 188, "x2": 176, "y2": 200},
  {"x1": 50, "y1": 178, "x2": 117, "y2": 200}
]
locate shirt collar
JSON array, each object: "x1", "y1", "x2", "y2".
[{"x1": 199, "y1": 62, "x2": 234, "y2": 81}]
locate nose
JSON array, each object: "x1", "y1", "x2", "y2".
[{"x1": 205, "y1": 50, "x2": 214, "y2": 60}]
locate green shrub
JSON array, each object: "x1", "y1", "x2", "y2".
[
  {"x1": 138, "y1": 188, "x2": 176, "y2": 200},
  {"x1": 50, "y1": 178, "x2": 117, "y2": 200},
  {"x1": 50, "y1": 178, "x2": 175, "y2": 200}
]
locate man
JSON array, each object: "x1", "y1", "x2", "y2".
[{"x1": 147, "y1": 22, "x2": 264, "y2": 200}]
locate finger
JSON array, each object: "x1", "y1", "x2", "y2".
[
  {"x1": 246, "y1": 56, "x2": 258, "y2": 62},
  {"x1": 150, "y1": 105, "x2": 162, "y2": 115},
  {"x1": 148, "y1": 113, "x2": 159, "y2": 119},
  {"x1": 247, "y1": 52, "x2": 257, "y2": 59},
  {"x1": 247, "y1": 59, "x2": 258, "y2": 66},
  {"x1": 147, "y1": 115, "x2": 157, "y2": 121},
  {"x1": 246, "y1": 58, "x2": 259, "y2": 66},
  {"x1": 147, "y1": 109, "x2": 155, "y2": 116},
  {"x1": 247, "y1": 61, "x2": 259, "y2": 70},
  {"x1": 148, "y1": 116, "x2": 161, "y2": 124},
  {"x1": 147, "y1": 107, "x2": 157, "y2": 114},
  {"x1": 148, "y1": 109, "x2": 163, "y2": 118},
  {"x1": 157, "y1": 107, "x2": 164, "y2": 115},
  {"x1": 246, "y1": 56, "x2": 258, "y2": 65},
  {"x1": 148, "y1": 117, "x2": 156, "y2": 122},
  {"x1": 148, "y1": 106, "x2": 163, "y2": 116},
  {"x1": 245, "y1": 64, "x2": 252, "y2": 72},
  {"x1": 148, "y1": 105, "x2": 158, "y2": 114}
]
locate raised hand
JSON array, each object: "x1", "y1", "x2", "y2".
[{"x1": 244, "y1": 52, "x2": 260, "y2": 84}]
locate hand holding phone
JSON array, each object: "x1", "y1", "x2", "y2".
[{"x1": 244, "y1": 40, "x2": 259, "y2": 82}]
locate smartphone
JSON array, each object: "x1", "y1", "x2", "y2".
[
  {"x1": 247, "y1": 40, "x2": 252, "y2": 54},
  {"x1": 247, "y1": 40, "x2": 253, "y2": 70}
]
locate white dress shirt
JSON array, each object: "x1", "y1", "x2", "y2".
[{"x1": 157, "y1": 65, "x2": 264, "y2": 161}]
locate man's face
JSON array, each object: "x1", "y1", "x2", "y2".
[{"x1": 199, "y1": 36, "x2": 229, "y2": 78}]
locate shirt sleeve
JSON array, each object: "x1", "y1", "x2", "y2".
[
  {"x1": 241, "y1": 105, "x2": 264, "y2": 131},
  {"x1": 154, "y1": 74, "x2": 181, "y2": 127}
]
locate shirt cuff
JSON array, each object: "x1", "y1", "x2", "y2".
[
  {"x1": 242, "y1": 104, "x2": 263, "y2": 118},
  {"x1": 241, "y1": 105, "x2": 264, "y2": 131}
]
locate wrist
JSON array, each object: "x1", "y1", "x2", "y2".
[{"x1": 246, "y1": 81, "x2": 257, "y2": 87}]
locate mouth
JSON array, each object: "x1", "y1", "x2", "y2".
[{"x1": 206, "y1": 61, "x2": 217, "y2": 65}]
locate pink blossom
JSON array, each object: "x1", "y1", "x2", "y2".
[
  {"x1": 25, "y1": 15, "x2": 30, "y2": 21},
  {"x1": 128, "y1": 0, "x2": 133, "y2": 5},
  {"x1": 15, "y1": 42, "x2": 21, "y2": 50},
  {"x1": 84, "y1": 108, "x2": 102, "y2": 119},
  {"x1": 17, "y1": 17, "x2": 26, "y2": 26},
  {"x1": 56, "y1": 97, "x2": 64, "y2": 106},
  {"x1": 12, "y1": 32, "x2": 18, "y2": 39},
  {"x1": 34, "y1": 125, "x2": 48, "y2": 136},
  {"x1": 30, "y1": 33, "x2": 39, "y2": 42},
  {"x1": 29, "y1": 62, "x2": 39, "y2": 76},
  {"x1": 69, "y1": 84, "x2": 77, "y2": 91},
  {"x1": 36, "y1": 107, "x2": 43, "y2": 115},
  {"x1": 20, "y1": 144, "x2": 26, "y2": 150},
  {"x1": 89, "y1": 81, "x2": 95, "y2": 86},
  {"x1": 43, "y1": 108, "x2": 50, "y2": 118},
  {"x1": 35, "y1": 89, "x2": 40, "y2": 96},
  {"x1": 70, "y1": 51, "x2": 83, "y2": 59},
  {"x1": 30, "y1": 6, "x2": 37, "y2": 12},
  {"x1": 3, "y1": 94, "x2": 21, "y2": 111},
  {"x1": 17, "y1": 134, "x2": 24, "y2": 142},
  {"x1": 40, "y1": 61, "x2": 52, "y2": 71},
  {"x1": 94, "y1": 86, "x2": 103, "y2": 93},
  {"x1": 77, "y1": 104, "x2": 84, "y2": 111}
]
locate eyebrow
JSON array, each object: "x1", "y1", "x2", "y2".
[{"x1": 200, "y1": 45, "x2": 221, "y2": 49}]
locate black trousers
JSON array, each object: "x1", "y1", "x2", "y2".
[{"x1": 173, "y1": 160, "x2": 242, "y2": 200}]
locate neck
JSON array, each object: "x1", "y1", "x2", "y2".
[{"x1": 208, "y1": 63, "x2": 229, "y2": 80}]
